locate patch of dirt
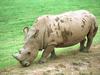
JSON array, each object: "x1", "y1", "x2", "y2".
[{"x1": 1, "y1": 44, "x2": 100, "y2": 75}]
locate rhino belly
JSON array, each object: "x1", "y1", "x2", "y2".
[
  {"x1": 56, "y1": 27, "x2": 88, "y2": 48},
  {"x1": 56, "y1": 36, "x2": 85, "y2": 48}
]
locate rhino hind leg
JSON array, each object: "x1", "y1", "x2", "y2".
[
  {"x1": 39, "y1": 45, "x2": 55, "y2": 64},
  {"x1": 80, "y1": 36, "x2": 93, "y2": 53},
  {"x1": 80, "y1": 38, "x2": 86, "y2": 52},
  {"x1": 84, "y1": 25, "x2": 98, "y2": 52},
  {"x1": 85, "y1": 37, "x2": 93, "y2": 52},
  {"x1": 50, "y1": 49, "x2": 56, "y2": 59}
]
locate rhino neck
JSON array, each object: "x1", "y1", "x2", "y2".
[{"x1": 35, "y1": 27, "x2": 48, "y2": 50}]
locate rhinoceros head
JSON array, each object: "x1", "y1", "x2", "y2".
[{"x1": 13, "y1": 27, "x2": 39, "y2": 67}]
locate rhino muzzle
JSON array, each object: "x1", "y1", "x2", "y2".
[
  {"x1": 20, "y1": 61, "x2": 30, "y2": 67},
  {"x1": 12, "y1": 53, "x2": 30, "y2": 67}
]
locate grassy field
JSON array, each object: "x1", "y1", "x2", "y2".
[{"x1": 0, "y1": 0, "x2": 100, "y2": 69}]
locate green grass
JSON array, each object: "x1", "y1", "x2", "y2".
[{"x1": 0, "y1": 0, "x2": 100, "y2": 69}]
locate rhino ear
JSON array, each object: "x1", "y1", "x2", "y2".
[{"x1": 23, "y1": 27, "x2": 29, "y2": 34}]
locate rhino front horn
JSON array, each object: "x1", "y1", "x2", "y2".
[{"x1": 12, "y1": 53, "x2": 20, "y2": 61}]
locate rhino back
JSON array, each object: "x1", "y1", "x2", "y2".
[{"x1": 45, "y1": 10, "x2": 94, "y2": 47}]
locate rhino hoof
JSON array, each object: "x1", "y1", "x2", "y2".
[
  {"x1": 39, "y1": 59, "x2": 46, "y2": 64},
  {"x1": 80, "y1": 49, "x2": 89, "y2": 53},
  {"x1": 39, "y1": 61, "x2": 45, "y2": 64},
  {"x1": 50, "y1": 55, "x2": 57, "y2": 59}
]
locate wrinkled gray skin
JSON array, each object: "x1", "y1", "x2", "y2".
[{"x1": 13, "y1": 10, "x2": 98, "y2": 67}]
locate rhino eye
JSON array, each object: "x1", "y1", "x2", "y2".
[
  {"x1": 27, "y1": 52, "x2": 31, "y2": 55},
  {"x1": 19, "y1": 50, "x2": 21, "y2": 54}
]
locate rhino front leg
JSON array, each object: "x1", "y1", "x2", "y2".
[
  {"x1": 80, "y1": 38, "x2": 86, "y2": 52},
  {"x1": 39, "y1": 45, "x2": 55, "y2": 64},
  {"x1": 50, "y1": 49, "x2": 56, "y2": 59}
]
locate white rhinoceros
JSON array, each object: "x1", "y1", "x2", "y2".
[{"x1": 13, "y1": 10, "x2": 98, "y2": 67}]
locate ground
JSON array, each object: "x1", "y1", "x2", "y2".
[{"x1": 0, "y1": 44, "x2": 100, "y2": 75}]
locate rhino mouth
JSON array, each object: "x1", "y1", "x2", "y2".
[
  {"x1": 12, "y1": 54, "x2": 30, "y2": 67},
  {"x1": 20, "y1": 61, "x2": 30, "y2": 67}
]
